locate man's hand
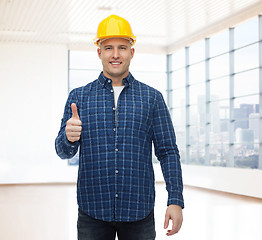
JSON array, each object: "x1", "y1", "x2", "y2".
[
  {"x1": 164, "y1": 204, "x2": 183, "y2": 236},
  {"x1": 65, "y1": 103, "x2": 82, "y2": 143}
]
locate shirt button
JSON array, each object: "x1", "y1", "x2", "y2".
[
  {"x1": 113, "y1": 107, "x2": 116, "y2": 111},
  {"x1": 115, "y1": 148, "x2": 118, "y2": 152},
  {"x1": 111, "y1": 89, "x2": 114, "y2": 93},
  {"x1": 113, "y1": 128, "x2": 116, "y2": 131},
  {"x1": 116, "y1": 194, "x2": 118, "y2": 198},
  {"x1": 115, "y1": 170, "x2": 119, "y2": 174},
  {"x1": 108, "y1": 80, "x2": 111, "y2": 83}
]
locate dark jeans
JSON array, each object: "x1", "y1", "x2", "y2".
[{"x1": 77, "y1": 208, "x2": 156, "y2": 240}]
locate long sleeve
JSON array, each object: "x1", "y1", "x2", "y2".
[
  {"x1": 152, "y1": 91, "x2": 184, "y2": 208},
  {"x1": 55, "y1": 89, "x2": 80, "y2": 159}
]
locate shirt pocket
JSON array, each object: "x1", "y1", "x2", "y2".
[{"x1": 120, "y1": 99, "x2": 153, "y2": 133}]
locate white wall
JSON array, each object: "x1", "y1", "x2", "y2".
[
  {"x1": 153, "y1": 163, "x2": 262, "y2": 198},
  {"x1": 182, "y1": 164, "x2": 262, "y2": 198},
  {"x1": 0, "y1": 42, "x2": 78, "y2": 183}
]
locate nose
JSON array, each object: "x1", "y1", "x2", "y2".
[{"x1": 112, "y1": 48, "x2": 120, "y2": 59}]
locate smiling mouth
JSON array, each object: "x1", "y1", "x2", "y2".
[{"x1": 110, "y1": 62, "x2": 121, "y2": 65}]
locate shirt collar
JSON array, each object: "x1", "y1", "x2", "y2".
[{"x1": 98, "y1": 72, "x2": 135, "y2": 88}]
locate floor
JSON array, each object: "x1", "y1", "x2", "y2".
[{"x1": 0, "y1": 183, "x2": 262, "y2": 240}]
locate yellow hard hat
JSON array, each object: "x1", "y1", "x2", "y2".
[{"x1": 94, "y1": 15, "x2": 136, "y2": 47}]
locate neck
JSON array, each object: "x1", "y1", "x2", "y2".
[
  {"x1": 112, "y1": 79, "x2": 124, "y2": 86},
  {"x1": 103, "y1": 72, "x2": 129, "y2": 86}
]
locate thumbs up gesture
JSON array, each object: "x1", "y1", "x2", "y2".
[{"x1": 65, "y1": 103, "x2": 82, "y2": 143}]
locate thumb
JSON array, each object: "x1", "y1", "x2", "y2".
[
  {"x1": 164, "y1": 214, "x2": 170, "y2": 229},
  {"x1": 71, "y1": 103, "x2": 80, "y2": 119}
]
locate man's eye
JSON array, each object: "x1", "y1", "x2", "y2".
[{"x1": 105, "y1": 47, "x2": 112, "y2": 50}]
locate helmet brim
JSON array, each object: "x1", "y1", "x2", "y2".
[{"x1": 94, "y1": 36, "x2": 136, "y2": 47}]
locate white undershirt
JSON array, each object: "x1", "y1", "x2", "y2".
[{"x1": 113, "y1": 86, "x2": 125, "y2": 108}]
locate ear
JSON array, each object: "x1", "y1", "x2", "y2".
[
  {"x1": 97, "y1": 48, "x2": 101, "y2": 59},
  {"x1": 130, "y1": 48, "x2": 135, "y2": 59}
]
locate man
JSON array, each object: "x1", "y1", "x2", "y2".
[{"x1": 55, "y1": 15, "x2": 184, "y2": 240}]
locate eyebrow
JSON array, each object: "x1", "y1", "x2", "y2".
[{"x1": 103, "y1": 44, "x2": 129, "y2": 48}]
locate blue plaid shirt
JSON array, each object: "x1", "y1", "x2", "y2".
[{"x1": 55, "y1": 72, "x2": 184, "y2": 222}]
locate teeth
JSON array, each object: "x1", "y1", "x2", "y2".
[{"x1": 112, "y1": 62, "x2": 120, "y2": 65}]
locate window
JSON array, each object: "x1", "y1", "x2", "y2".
[
  {"x1": 69, "y1": 51, "x2": 100, "y2": 92},
  {"x1": 209, "y1": 53, "x2": 229, "y2": 79},
  {"x1": 189, "y1": 62, "x2": 205, "y2": 84},
  {"x1": 188, "y1": 40, "x2": 205, "y2": 64},
  {"x1": 171, "y1": 15, "x2": 262, "y2": 169},
  {"x1": 210, "y1": 30, "x2": 229, "y2": 57},
  {"x1": 234, "y1": 69, "x2": 259, "y2": 97},
  {"x1": 172, "y1": 48, "x2": 186, "y2": 70},
  {"x1": 210, "y1": 77, "x2": 229, "y2": 100},
  {"x1": 234, "y1": 17, "x2": 259, "y2": 49},
  {"x1": 234, "y1": 43, "x2": 259, "y2": 72}
]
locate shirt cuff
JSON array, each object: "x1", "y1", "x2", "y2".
[
  {"x1": 167, "y1": 194, "x2": 184, "y2": 209},
  {"x1": 63, "y1": 131, "x2": 79, "y2": 149}
]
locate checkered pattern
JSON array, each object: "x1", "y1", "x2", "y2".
[{"x1": 55, "y1": 72, "x2": 184, "y2": 222}]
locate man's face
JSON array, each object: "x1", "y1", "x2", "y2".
[{"x1": 97, "y1": 38, "x2": 135, "y2": 81}]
